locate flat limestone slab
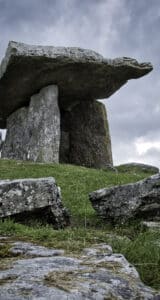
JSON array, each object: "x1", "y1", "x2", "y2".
[
  {"x1": 0, "y1": 41, "x2": 153, "y2": 128},
  {"x1": 0, "y1": 241, "x2": 158, "y2": 299}
]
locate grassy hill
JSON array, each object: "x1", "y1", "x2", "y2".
[{"x1": 0, "y1": 159, "x2": 159, "y2": 289}]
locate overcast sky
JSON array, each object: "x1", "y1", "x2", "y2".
[{"x1": 0, "y1": 0, "x2": 160, "y2": 167}]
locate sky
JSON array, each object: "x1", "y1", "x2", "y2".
[{"x1": 0, "y1": 0, "x2": 159, "y2": 167}]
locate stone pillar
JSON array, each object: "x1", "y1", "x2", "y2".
[
  {"x1": 2, "y1": 85, "x2": 60, "y2": 163},
  {"x1": 60, "y1": 100, "x2": 113, "y2": 168}
]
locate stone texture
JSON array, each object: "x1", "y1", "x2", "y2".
[
  {"x1": 0, "y1": 41, "x2": 153, "y2": 128},
  {"x1": 0, "y1": 177, "x2": 70, "y2": 228},
  {"x1": 117, "y1": 162, "x2": 159, "y2": 174},
  {"x1": 0, "y1": 240, "x2": 158, "y2": 299},
  {"x1": 60, "y1": 101, "x2": 113, "y2": 168},
  {"x1": 2, "y1": 85, "x2": 60, "y2": 163},
  {"x1": 141, "y1": 221, "x2": 160, "y2": 231},
  {"x1": 10, "y1": 242, "x2": 65, "y2": 257},
  {"x1": 89, "y1": 173, "x2": 160, "y2": 224},
  {"x1": 0, "y1": 131, "x2": 2, "y2": 154}
]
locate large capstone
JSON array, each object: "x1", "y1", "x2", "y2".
[
  {"x1": 0, "y1": 41, "x2": 153, "y2": 128},
  {"x1": 89, "y1": 173, "x2": 160, "y2": 224},
  {"x1": 0, "y1": 177, "x2": 70, "y2": 228},
  {"x1": 2, "y1": 85, "x2": 60, "y2": 162}
]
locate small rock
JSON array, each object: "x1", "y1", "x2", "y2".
[{"x1": 141, "y1": 221, "x2": 160, "y2": 231}]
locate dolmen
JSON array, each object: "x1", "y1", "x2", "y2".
[{"x1": 0, "y1": 41, "x2": 153, "y2": 168}]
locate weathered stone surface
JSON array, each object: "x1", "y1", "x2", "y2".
[
  {"x1": 0, "y1": 131, "x2": 2, "y2": 154},
  {"x1": 141, "y1": 221, "x2": 160, "y2": 231},
  {"x1": 2, "y1": 85, "x2": 60, "y2": 162},
  {"x1": 0, "y1": 41, "x2": 153, "y2": 128},
  {"x1": 117, "y1": 162, "x2": 159, "y2": 174},
  {"x1": 60, "y1": 101, "x2": 113, "y2": 168},
  {"x1": 0, "y1": 240, "x2": 158, "y2": 299},
  {"x1": 89, "y1": 173, "x2": 160, "y2": 224},
  {"x1": 10, "y1": 242, "x2": 65, "y2": 257},
  {"x1": 0, "y1": 177, "x2": 70, "y2": 228}
]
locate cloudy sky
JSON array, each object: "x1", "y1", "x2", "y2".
[{"x1": 0, "y1": 0, "x2": 160, "y2": 167}]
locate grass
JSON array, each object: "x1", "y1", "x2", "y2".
[{"x1": 0, "y1": 158, "x2": 159, "y2": 290}]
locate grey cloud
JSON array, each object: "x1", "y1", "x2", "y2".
[{"x1": 143, "y1": 147, "x2": 160, "y2": 157}]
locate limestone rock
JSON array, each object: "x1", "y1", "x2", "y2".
[
  {"x1": 60, "y1": 101, "x2": 113, "y2": 168},
  {"x1": 0, "y1": 41, "x2": 153, "y2": 128},
  {"x1": 10, "y1": 242, "x2": 65, "y2": 257},
  {"x1": 89, "y1": 173, "x2": 160, "y2": 224},
  {"x1": 141, "y1": 221, "x2": 160, "y2": 231},
  {"x1": 0, "y1": 131, "x2": 2, "y2": 153},
  {"x1": 2, "y1": 85, "x2": 60, "y2": 163},
  {"x1": 0, "y1": 240, "x2": 158, "y2": 299},
  {"x1": 0, "y1": 177, "x2": 70, "y2": 228}
]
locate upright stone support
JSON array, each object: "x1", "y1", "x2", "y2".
[
  {"x1": 61, "y1": 100, "x2": 113, "y2": 168},
  {"x1": 2, "y1": 85, "x2": 60, "y2": 163}
]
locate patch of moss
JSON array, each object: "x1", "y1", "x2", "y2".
[
  {"x1": 0, "y1": 275, "x2": 18, "y2": 285},
  {"x1": 44, "y1": 269, "x2": 89, "y2": 292},
  {"x1": 0, "y1": 243, "x2": 14, "y2": 258}
]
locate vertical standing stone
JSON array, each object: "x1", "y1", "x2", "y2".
[
  {"x1": 67, "y1": 100, "x2": 113, "y2": 168},
  {"x1": 2, "y1": 85, "x2": 60, "y2": 163},
  {"x1": 1, "y1": 107, "x2": 28, "y2": 160}
]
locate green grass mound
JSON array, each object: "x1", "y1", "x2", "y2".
[{"x1": 0, "y1": 159, "x2": 159, "y2": 290}]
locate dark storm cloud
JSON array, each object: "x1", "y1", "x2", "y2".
[{"x1": 0, "y1": 0, "x2": 159, "y2": 166}]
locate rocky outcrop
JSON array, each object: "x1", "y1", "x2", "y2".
[
  {"x1": 0, "y1": 177, "x2": 70, "y2": 228},
  {"x1": 89, "y1": 173, "x2": 160, "y2": 224},
  {"x1": 2, "y1": 85, "x2": 60, "y2": 163},
  {"x1": 0, "y1": 239, "x2": 158, "y2": 299}
]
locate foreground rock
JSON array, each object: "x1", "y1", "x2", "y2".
[
  {"x1": 117, "y1": 162, "x2": 159, "y2": 174},
  {"x1": 0, "y1": 177, "x2": 70, "y2": 228},
  {"x1": 0, "y1": 239, "x2": 158, "y2": 299},
  {"x1": 89, "y1": 173, "x2": 160, "y2": 224}
]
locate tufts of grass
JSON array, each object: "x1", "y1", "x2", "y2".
[
  {"x1": 0, "y1": 159, "x2": 160, "y2": 290},
  {"x1": 0, "y1": 159, "x2": 149, "y2": 226},
  {"x1": 0, "y1": 243, "x2": 13, "y2": 258},
  {"x1": 110, "y1": 230, "x2": 160, "y2": 290}
]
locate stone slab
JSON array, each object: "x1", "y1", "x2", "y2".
[
  {"x1": 0, "y1": 241, "x2": 158, "y2": 299},
  {"x1": 89, "y1": 173, "x2": 160, "y2": 223},
  {"x1": 0, "y1": 41, "x2": 153, "y2": 128},
  {"x1": 0, "y1": 177, "x2": 70, "y2": 228}
]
